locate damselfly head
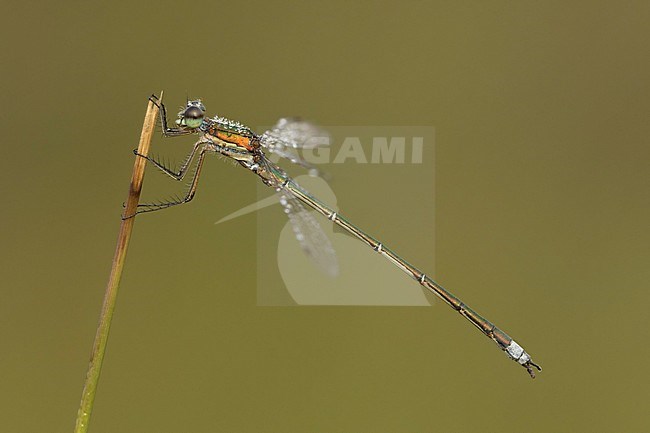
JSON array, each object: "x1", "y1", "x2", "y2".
[{"x1": 176, "y1": 99, "x2": 206, "y2": 129}]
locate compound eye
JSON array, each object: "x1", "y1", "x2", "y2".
[
  {"x1": 185, "y1": 106, "x2": 204, "y2": 119},
  {"x1": 183, "y1": 106, "x2": 204, "y2": 128}
]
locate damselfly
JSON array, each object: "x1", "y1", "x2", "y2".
[{"x1": 128, "y1": 95, "x2": 541, "y2": 378}]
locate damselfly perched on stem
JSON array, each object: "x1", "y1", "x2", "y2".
[{"x1": 128, "y1": 95, "x2": 541, "y2": 378}]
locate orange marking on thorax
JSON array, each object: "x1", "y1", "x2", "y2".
[{"x1": 215, "y1": 130, "x2": 253, "y2": 151}]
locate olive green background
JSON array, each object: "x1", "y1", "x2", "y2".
[{"x1": 2, "y1": 1, "x2": 649, "y2": 432}]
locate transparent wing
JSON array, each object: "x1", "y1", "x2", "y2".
[
  {"x1": 260, "y1": 118, "x2": 331, "y2": 177},
  {"x1": 276, "y1": 187, "x2": 339, "y2": 277},
  {"x1": 262, "y1": 158, "x2": 339, "y2": 277},
  {"x1": 266, "y1": 146, "x2": 329, "y2": 178},
  {"x1": 260, "y1": 118, "x2": 330, "y2": 150}
]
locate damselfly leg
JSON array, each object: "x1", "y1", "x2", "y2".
[
  {"x1": 148, "y1": 95, "x2": 192, "y2": 137},
  {"x1": 133, "y1": 140, "x2": 204, "y2": 181},
  {"x1": 123, "y1": 146, "x2": 209, "y2": 219}
]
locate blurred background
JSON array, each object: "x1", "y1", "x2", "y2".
[{"x1": 2, "y1": 1, "x2": 649, "y2": 432}]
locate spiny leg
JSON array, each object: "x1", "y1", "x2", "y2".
[
  {"x1": 136, "y1": 149, "x2": 207, "y2": 212},
  {"x1": 122, "y1": 149, "x2": 208, "y2": 219},
  {"x1": 133, "y1": 140, "x2": 204, "y2": 181},
  {"x1": 148, "y1": 94, "x2": 192, "y2": 137}
]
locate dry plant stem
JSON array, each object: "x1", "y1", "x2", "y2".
[{"x1": 74, "y1": 93, "x2": 162, "y2": 433}]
